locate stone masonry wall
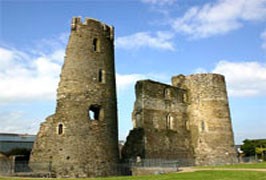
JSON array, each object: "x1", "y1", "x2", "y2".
[
  {"x1": 123, "y1": 80, "x2": 194, "y2": 163},
  {"x1": 172, "y1": 74, "x2": 238, "y2": 165},
  {"x1": 123, "y1": 74, "x2": 237, "y2": 166}
]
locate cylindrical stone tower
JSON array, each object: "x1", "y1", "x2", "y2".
[
  {"x1": 172, "y1": 74, "x2": 237, "y2": 166},
  {"x1": 30, "y1": 17, "x2": 119, "y2": 177}
]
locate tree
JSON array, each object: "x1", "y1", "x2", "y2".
[{"x1": 241, "y1": 139, "x2": 266, "y2": 158}]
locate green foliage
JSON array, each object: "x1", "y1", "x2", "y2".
[
  {"x1": 256, "y1": 147, "x2": 266, "y2": 154},
  {"x1": 241, "y1": 139, "x2": 266, "y2": 156}
]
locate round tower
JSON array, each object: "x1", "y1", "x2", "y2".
[
  {"x1": 30, "y1": 17, "x2": 119, "y2": 177},
  {"x1": 172, "y1": 73, "x2": 237, "y2": 165}
]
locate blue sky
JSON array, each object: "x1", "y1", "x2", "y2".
[{"x1": 0, "y1": 0, "x2": 266, "y2": 144}]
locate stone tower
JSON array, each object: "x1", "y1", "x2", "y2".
[
  {"x1": 172, "y1": 74, "x2": 237, "y2": 165},
  {"x1": 30, "y1": 17, "x2": 119, "y2": 178}
]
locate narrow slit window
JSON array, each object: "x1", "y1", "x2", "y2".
[
  {"x1": 99, "y1": 69, "x2": 105, "y2": 83},
  {"x1": 164, "y1": 88, "x2": 171, "y2": 99},
  {"x1": 166, "y1": 114, "x2": 174, "y2": 130},
  {"x1": 93, "y1": 38, "x2": 100, "y2": 52},
  {"x1": 88, "y1": 105, "x2": 101, "y2": 121},
  {"x1": 201, "y1": 121, "x2": 205, "y2": 132},
  {"x1": 135, "y1": 113, "x2": 141, "y2": 128},
  {"x1": 58, "y1": 124, "x2": 63, "y2": 135},
  {"x1": 186, "y1": 120, "x2": 190, "y2": 130}
]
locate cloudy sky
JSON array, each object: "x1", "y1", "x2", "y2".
[{"x1": 0, "y1": 0, "x2": 266, "y2": 144}]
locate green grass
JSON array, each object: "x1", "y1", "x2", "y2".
[
  {"x1": 197, "y1": 162, "x2": 266, "y2": 169},
  {"x1": 1, "y1": 171, "x2": 266, "y2": 180},
  {"x1": 1, "y1": 163, "x2": 265, "y2": 180}
]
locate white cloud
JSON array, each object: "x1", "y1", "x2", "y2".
[
  {"x1": 0, "y1": 111, "x2": 40, "y2": 134},
  {"x1": 141, "y1": 0, "x2": 176, "y2": 6},
  {"x1": 172, "y1": 0, "x2": 266, "y2": 38},
  {"x1": 116, "y1": 31, "x2": 175, "y2": 51},
  {"x1": 116, "y1": 73, "x2": 169, "y2": 92},
  {"x1": 0, "y1": 41, "x2": 169, "y2": 104},
  {"x1": 0, "y1": 47, "x2": 64, "y2": 103},
  {"x1": 116, "y1": 74, "x2": 147, "y2": 91},
  {"x1": 212, "y1": 61, "x2": 266, "y2": 97},
  {"x1": 261, "y1": 29, "x2": 266, "y2": 49}
]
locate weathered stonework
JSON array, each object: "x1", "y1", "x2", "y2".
[
  {"x1": 30, "y1": 17, "x2": 119, "y2": 178},
  {"x1": 122, "y1": 74, "x2": 237, "y2": 166},
  {"x1": 0, "y1": 153, "x2": 11, "y2": 176}
]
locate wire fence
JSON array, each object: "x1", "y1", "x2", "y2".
[
  {"x1": 0, "y1": 156, "x2": 264, "y2": 177},
  {"x1": 128, "y1": 158, "x2": 194, "y2": 168}
]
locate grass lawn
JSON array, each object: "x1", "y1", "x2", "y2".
[
  {"x1": 1, "y1": 171, "x2": 266, "y2": 180},
  {"x1": 197, "y1": 162, "x2": 266, "y2": 169}
]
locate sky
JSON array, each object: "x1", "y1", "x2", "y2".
[{"x1": 0, "y1": 0, "x2": 266, "y2": 144}]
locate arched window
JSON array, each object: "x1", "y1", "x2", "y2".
[
  {"x1": 98, "y1": 69, "x2": 105, "y2": 83},
  {"x1": 166, "y1": 114, "x2": 174, "y2": 130},
  {"x1": 58, "y1": 123, "x2": 63, "y2": 135},
  {"x1": 93, "y1": 38, "x2": 100, "y2": 52}
]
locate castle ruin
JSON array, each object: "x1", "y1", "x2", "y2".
[
  {"x1": 29, "y1": 17, "x2": 237, "y2": 178},
  {"x1": 122, "y1": 74, "x2": 237, "y2": 166},
  {"x1": 30, "y1": 17, "x2": 119, "y2": 178}
]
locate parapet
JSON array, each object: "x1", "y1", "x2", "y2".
[
  {"x1": 172, "y1": 73, "x2": 225, "y2": 87},
  {"x1": 71, "y1": 16, "x2": 114, "y2": 40}
]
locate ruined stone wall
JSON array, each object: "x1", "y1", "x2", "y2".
[
  {"x1": 30, "y1": 17, "x2": 119, "y2": 178},
  {"x1": 123, "y1": 74, "x2": 237, "y2": 166},
  {"x1": 172, "y1": 74, "x2": 237, "y2": 165},
  {"x1": 123, "y1": 80, "x2": 193, "y2": 162},
  {"x1": 0, "y1": 153, "x2": 11, "y2": 176}
]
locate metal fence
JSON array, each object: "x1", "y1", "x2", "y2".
[
  {"x1": 128, "y1": 158, "x2": 194, "y2": 168},
  {"x1": 0, "y1": 156, "x2": 264, "y2": 178}
]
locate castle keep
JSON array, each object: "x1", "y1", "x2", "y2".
[
  {"x1": 30, "y1": 17, "x2": 119, "y2": 177},
  {"x1": 122, "y1": 74, "x2": 237, "y2": 166}
]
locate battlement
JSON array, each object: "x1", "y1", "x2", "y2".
[
  {"x1": 71, "y1": 17, "x2": 114, "y2": 40},
  {"x1": 172, "y1": 73, "x2": 225, "y2": 88}
]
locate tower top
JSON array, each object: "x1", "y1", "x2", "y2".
[{"x1": 71, "y1": 16, "x2": 114, "y2": 40}]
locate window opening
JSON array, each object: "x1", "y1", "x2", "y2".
[
  {"x1": 88, "y1": 105, "x2": 101, "y2": 121},
  {"x1": 186, "y1": 120, "x2": 190, "y2": 130},
  {"x1": 93, "y1": 38, "x2": 100, "y2": 52},
  {"x1": 201, "y1": 121, "x2": 205, "y2": 132},
  {"x1": 58, "y1": 124, "x2": 63, "y2": 135},
  {"x1": 135, "y1": 113, "x2": 141, "y2": 128},
  {"x1": 166, "y1": 114, "x2": 174, "y2": 130},
  {"x1": 99, "y1": 69, "x2": 105, "y2": 83},
  {"x1": 183, "y1": 93, "x2": 188, "y2": 103},
  {"x1": 164, "y1": 88, "x2": 171, "y2": 99}
]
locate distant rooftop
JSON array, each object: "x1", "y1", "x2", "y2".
[{"x1": 0, "y1": 133, "x2": 36, "y2": 142}]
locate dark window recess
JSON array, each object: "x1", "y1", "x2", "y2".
[
  {"x1": 98, "y1": 69, "x2": 105, "y2": 83},
  {"x1": 88, "y1": 105, "x2": 101, "y2": 120},
  {"x1": 201, "y1": 121, "x2": 205, "y2": 132},
  {"x1": 58, "y1": 124, "x2": 63, "y2": 135},
  {"x1": 93, "y1": 38, "x2": 100, "y2": 52}
]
